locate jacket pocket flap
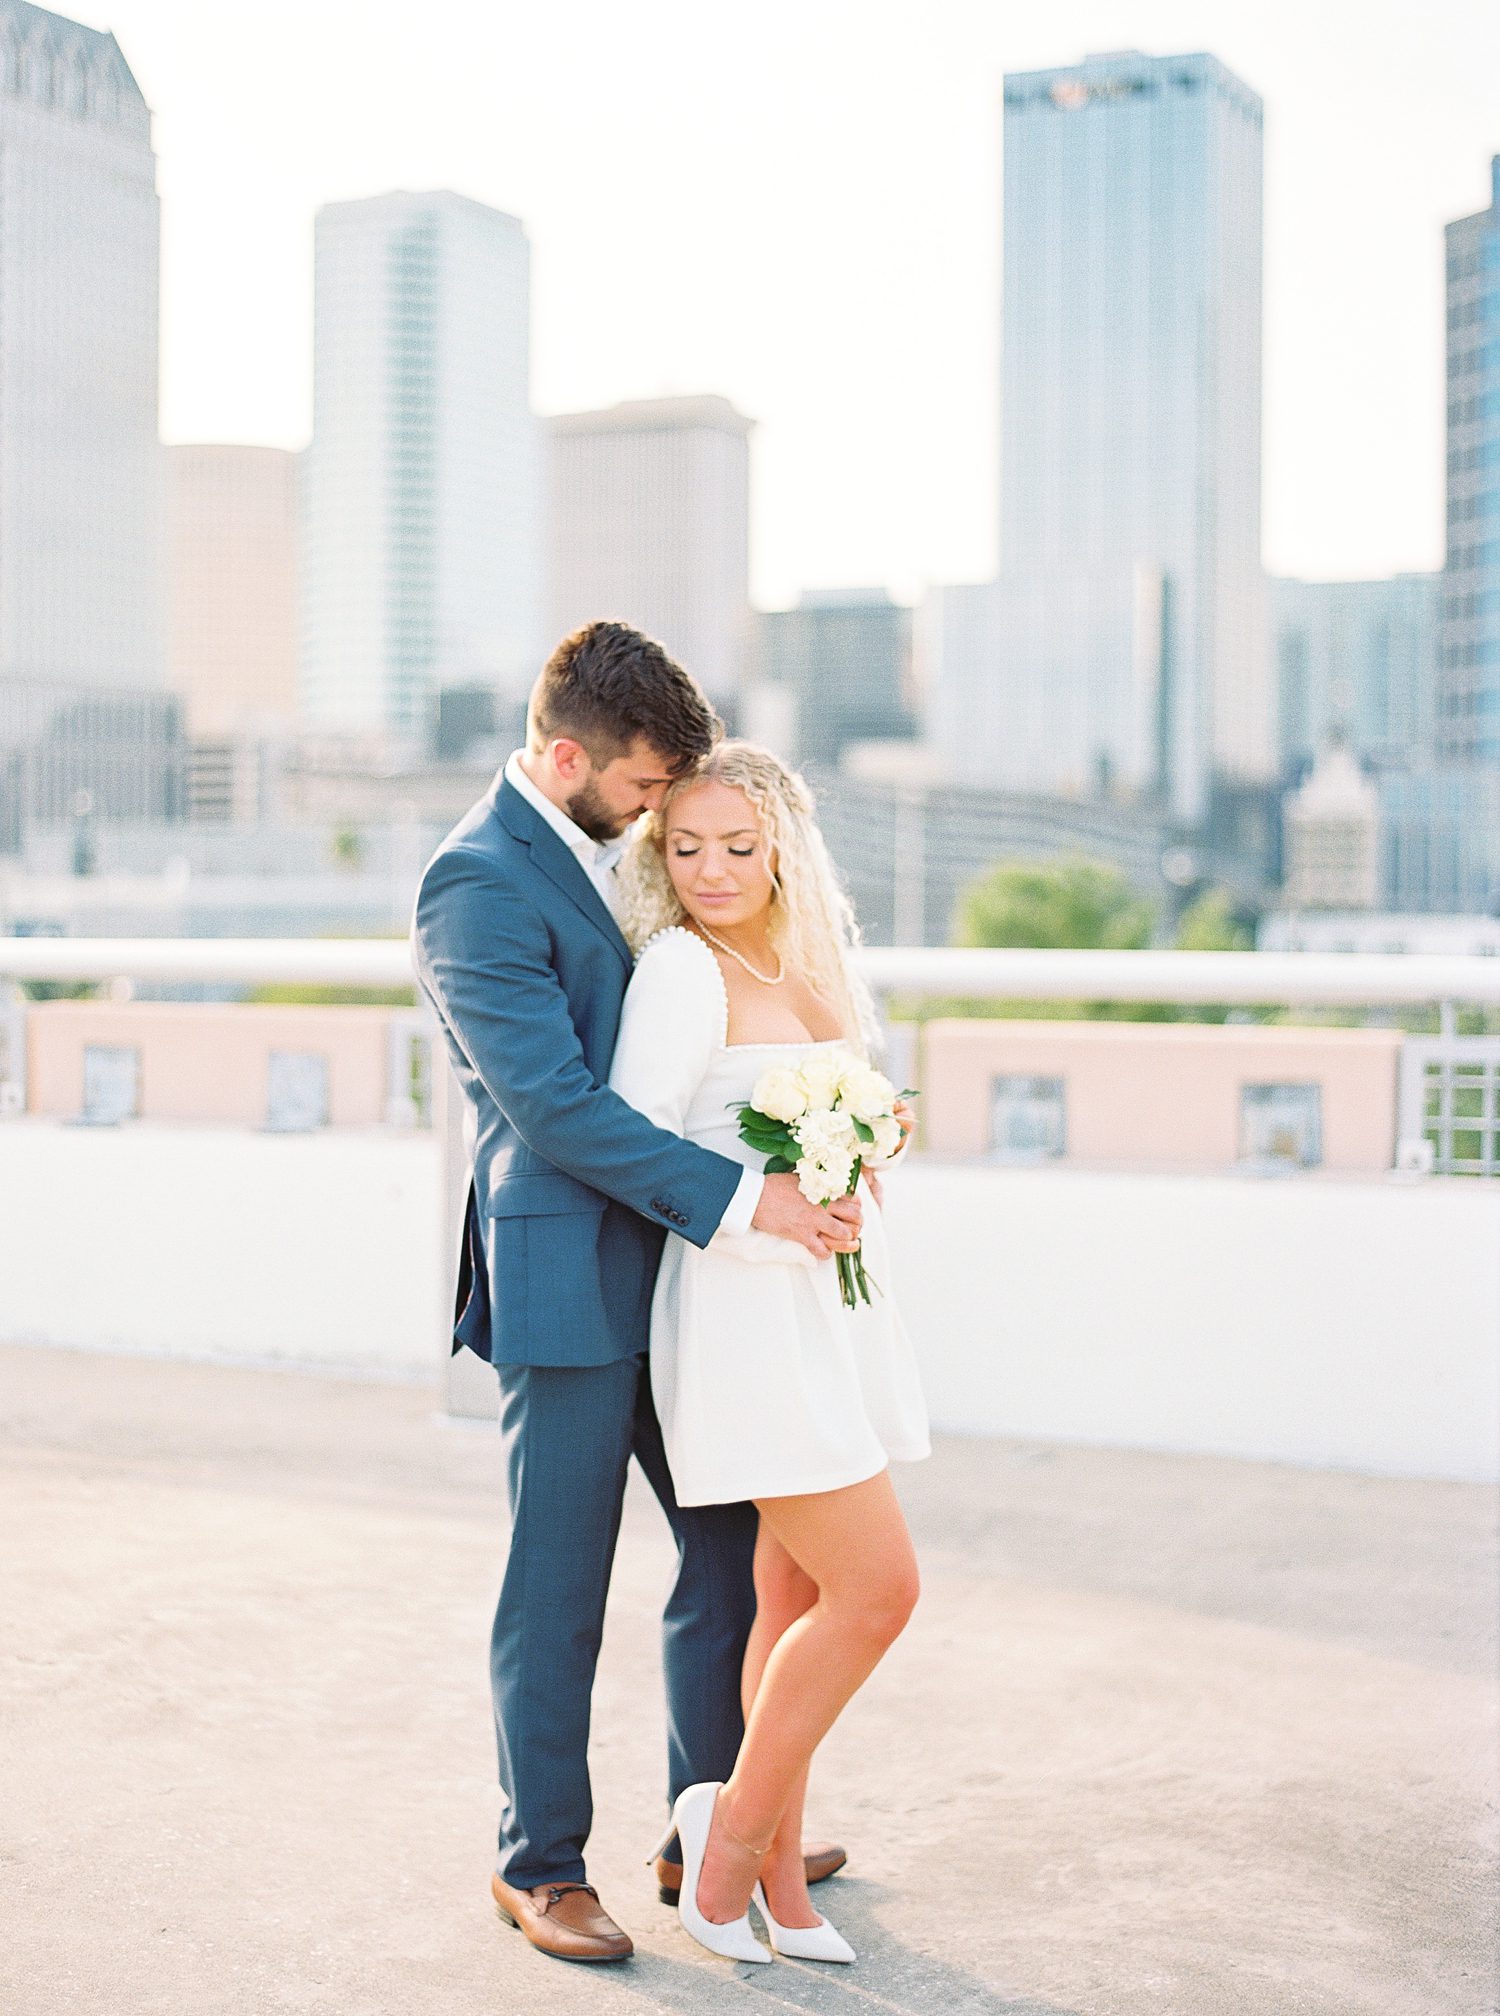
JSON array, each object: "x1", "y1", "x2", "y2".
[{"x1": 485, "y1": 1169, "x2": 606, "y2": 1218}]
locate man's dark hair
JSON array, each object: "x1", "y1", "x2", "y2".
[{"x1": 529, "y1": 621, "x2": 721, "y2": 772}]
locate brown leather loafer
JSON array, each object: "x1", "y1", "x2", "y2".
[
  {"x1": 654, "y1": 1840, "x2": 847, "y2": 1906},
  {"x1": 491, "y1": 1873, "x2": 633, "y2": 1964}
]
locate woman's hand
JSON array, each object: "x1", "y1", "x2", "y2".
[{"x1": 863, "y1": 1096, "x2": 917, "y2": 1206}]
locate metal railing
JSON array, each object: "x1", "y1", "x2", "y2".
[
  {"x1": 1397, "y1": 1003, "x2": 1500, "y2": 1179},
  {"x1": 5, "y1": 936, "x2": 1500, "y2": 1006},
  {"x1": 5, "y1": 938, "x2": 1500, "y2": 1170}
]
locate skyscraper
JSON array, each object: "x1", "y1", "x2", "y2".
[
  {"x1": 757, "y1": 590, "x2": 914, "y2": 769},
  {"x1": 167, "y1": 447, "x2": 299, "y2": 737},
  {"x1": 1280, "y1": 741, "x2": 1381, "y2": 911},
  {"x1": 301, "y1": 191, "x2": 541, "y2": 743},
  {"x1": 0, "y1": 2, "x2": 169, "y2": 843},
  {"x1": 0, "y1": 0, "x2": 161, "y2": 697},
  {"x1": 940, "y1": 50, "x2": 1266, "y2": 829},
  {"x1": 1439, "y1": 157, "x2": 1500, "y2": 764},
  {"x1": 547, "y1": 396, "x2": 752, "y2": 713},
  {"x1": 1271, "y1": 574, "x2": 1440, "y2": 778}
]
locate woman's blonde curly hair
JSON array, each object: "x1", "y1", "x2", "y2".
[{"x1": 616, "y1": 740, "x2": 881, "y2": 1057}]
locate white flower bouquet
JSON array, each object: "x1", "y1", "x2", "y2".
[{"x1": 733, "y1": 1045, "x2": 912, "y2": 1309}]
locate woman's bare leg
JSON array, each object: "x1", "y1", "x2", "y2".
[
  {"x1": 740, "y1": 1526, "x2": 818, "y2": 1926},
  {"x1": 694, "y1": 1469, "x2": 918, "y2": 1924}
]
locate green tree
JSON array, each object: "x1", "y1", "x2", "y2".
[
  {"x1": 941, "y1": 856, "x2": 1168, "y2": 1022},
  {"x1": 900, "y1": 863, "x2": 1272, "y2": 1028},
  {"x1": 1168, "y1": 886, "x2": 1261, "y2": 1024},
  {"x1": 1171, "y1": 886, "x2": 1252, "y2": 953},
  {"x1": 957, "y1": 856, "x2": 1156, "y2": 953}
]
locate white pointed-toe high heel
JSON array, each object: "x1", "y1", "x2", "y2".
[
  {"x1": 647, "y1": 1782, "x2": 771, "y2": 1965},
  {"x1": 752, "y1": 1882, "x2": 856, "y2": 1963}
]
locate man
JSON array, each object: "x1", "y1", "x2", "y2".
[{"x1": 411, "y1": 622, "x2": 857, "y2": 1965}]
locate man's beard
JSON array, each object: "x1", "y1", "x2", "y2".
[{"x1": 564, "y1": 778, "x2": 630, "y2": 843}]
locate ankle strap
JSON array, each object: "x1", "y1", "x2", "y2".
[{"x1": 714, "y1": 1800, "x2": 775, "y2": 1860}]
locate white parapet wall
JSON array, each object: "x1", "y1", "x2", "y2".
[
  {"x1": 2, "y1": 1124, "x2": 1496, "y2": 1481},
  {"x1": 885, "y1": 1161, "x2": 1500, "y2": 1484},
  {"x1": 0, "y1": 1122, "x2": 443, "y2": 1380}
]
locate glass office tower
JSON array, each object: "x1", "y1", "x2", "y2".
[
  {"x1": 301, "y1": 191, "x2": 541, "y2": 743},
  {"x1": 986, "y1": 50, "x2": 1267, "y2": 825},
  {"x1": 1440, "y1": 157, "x2": 1500, "y2": 764}
]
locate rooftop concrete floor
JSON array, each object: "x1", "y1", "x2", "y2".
[{"x1": 1, "y1": 1343, "x2": 1495, "y2": 2016}]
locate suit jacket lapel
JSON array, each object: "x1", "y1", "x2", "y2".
[{"x1": 494, "y1": 777, "x2": 634, "y2": 975}]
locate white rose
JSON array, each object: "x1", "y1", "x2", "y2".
[
  {"x1": 839, "y1": 1064, "x2": 897, "y2": 1125},
  {"x1": 863, "y1": 1113, "x2": 905, "y2": 1164},
  {"x1": 751, "y1": 1066, "x2": 808, "y2": 1123},
  {"x1": 797, "y1": 1045, "x2": 859, "y2": 1111}
]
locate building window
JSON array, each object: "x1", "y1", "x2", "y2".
[
  {"x1": 82, "y1": 1046, "x2": 140, "y2": 1125},
  {"x1": 990, "y1": 1075, "x2": 1066, "y2": 1162},
  {"x1": 266, "y1": 1051, "x2": 330, "y2": 1132},
  {"x1": 1239, "y1": 1083, "x2": 1322, "y2": 1168}
]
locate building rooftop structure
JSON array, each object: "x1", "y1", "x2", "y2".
[
  {"x1": 548, "y1": 393, "x2": 754, "y2": 438},
  {"x1": 0, "y1": 0, "x2": 142, "y2": 101}
]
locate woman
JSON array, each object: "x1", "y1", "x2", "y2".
[{"x1": 609, "y1": 740, "x2": 929, "y2": 1965}]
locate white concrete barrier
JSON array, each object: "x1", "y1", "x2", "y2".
[
  {"x1": 0, "y1": 1122, "x2": 441, "y2": 1379},
  {"x1": 886, "y1": 1161, "x2": 1500, "y2": 1484},
  {"x1": 2, "y1": 1124, "x2": 1496, "y2": 1480}
]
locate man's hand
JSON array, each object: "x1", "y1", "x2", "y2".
[{"x1": 753, "y1": 1171, "x2": 863, "y2": 1259}]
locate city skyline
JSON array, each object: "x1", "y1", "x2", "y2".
[{"x1": 58, "y1": 0, "x2": 1500, "y2": 609}]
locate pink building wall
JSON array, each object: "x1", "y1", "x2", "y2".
[
  {"x1": 919, "y1": 1019, "x2": 1403, "y2": 1173},
  {"x1": 26, "y1": 1003, "x2": 399, "y2": 1128}
]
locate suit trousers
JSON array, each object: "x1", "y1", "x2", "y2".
[{"x1": 491, "y1": 1352, "x2": 759, "y2": 1888}]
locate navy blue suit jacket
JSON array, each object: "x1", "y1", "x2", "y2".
[{"x1": 411, "y1": 774, "x2": 744, "y2": 1368}]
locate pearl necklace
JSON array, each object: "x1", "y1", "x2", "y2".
[{"x1": 695, "y1": 921, "x2": 785, "y2": 986}]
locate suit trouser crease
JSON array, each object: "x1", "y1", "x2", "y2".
[
  {"x1": 627, "y1": 1371, "x2": 759, "y2": 1806},
  {"x1": 491, "y1": 1354, "x2": 757, "y2": 1889}
]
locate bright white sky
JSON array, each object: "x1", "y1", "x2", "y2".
[{"x1": 73, "y1": 0, "x2": 1499, "y2": 608}]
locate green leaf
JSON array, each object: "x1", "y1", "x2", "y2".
[
  {"x1": 851, "y1": 1117, "x2": 874, "y2": 1144},
  {"x1": 764, "y1": 1155, "x2": 796, "y2": 1175},
  {"x1": 740, "y1": 1121, "x2": 795, "y2": 1155}
]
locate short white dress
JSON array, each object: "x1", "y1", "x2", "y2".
[{"x1": 608, "y1": 926, "x2": 930, "y2": 1508}]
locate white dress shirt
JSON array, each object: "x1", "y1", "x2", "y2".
[{"x1": 503, "y1": 751, "x2": 762, "y2": 1236}]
